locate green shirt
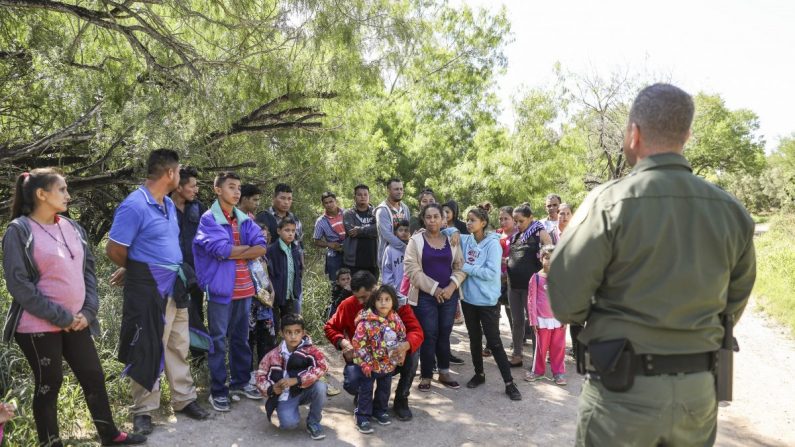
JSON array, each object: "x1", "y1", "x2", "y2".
[
  {"x1": 279, "y1": 239, "x2": 295, "y2": 300},
  {"x1": 549, "y1": 152, "x2": 756, "y2": 355}
]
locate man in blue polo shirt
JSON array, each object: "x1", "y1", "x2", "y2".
[{"x1": 107, "y1": 149, "x2": 209, "y2": 435}]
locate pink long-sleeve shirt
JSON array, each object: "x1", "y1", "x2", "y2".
[{"x1": 527, "y1": 272, "x2": 554, "y2": 326}]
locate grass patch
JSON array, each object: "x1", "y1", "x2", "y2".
[
  {"x1": 0, "y1": 243, "x2": 331, "y2": 445},
  {"x1": 753, "y1": 214, "x2": 795, "y2": 336}
]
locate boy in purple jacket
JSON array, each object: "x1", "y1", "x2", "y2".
[{"x1": 193, "y1": 172, "x2": 267, "y2": 412}]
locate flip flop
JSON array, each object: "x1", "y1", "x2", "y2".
[
  {"x1": 418, "y1": 381, "x2": 432, "y2": 392},
  {"x1": 438, "y1": 378, "x2": 460, "y2": 389}
]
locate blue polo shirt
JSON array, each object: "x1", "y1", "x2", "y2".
[{"x1": 109, "y1": 186, "x2": 183, "y2": 265}]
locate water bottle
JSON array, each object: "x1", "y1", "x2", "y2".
[{"x1": 384, "y1": 327, "x2": 398, "y2": 353}]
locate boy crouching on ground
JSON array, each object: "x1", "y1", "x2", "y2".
[{"x1": 256, "y1": 313, "x2": 329, "y2": 440}]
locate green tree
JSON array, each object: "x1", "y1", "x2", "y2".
[{"x1": 686, "y1": 93, "x2": 766, "y2": 177}]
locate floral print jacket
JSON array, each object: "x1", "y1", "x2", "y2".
[{"x1": 352, "y1": 309, "x2": 407, "y2": 375}]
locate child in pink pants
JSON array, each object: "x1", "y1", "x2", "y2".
[{"x1": 524, "y1": 246, "x2": 567, "y2": 386}]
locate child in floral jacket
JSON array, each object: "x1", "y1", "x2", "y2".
[{"x1": 351, "y1": 285, "x2": 407, "y2": 433}]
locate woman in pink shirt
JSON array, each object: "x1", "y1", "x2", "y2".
[{"x1": 2, "y1": 169, "x2": 144, "y2": 446}]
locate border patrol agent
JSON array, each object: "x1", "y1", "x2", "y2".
[{"x1": 548, "y1": 83, "x2": 756, "y2": 447}]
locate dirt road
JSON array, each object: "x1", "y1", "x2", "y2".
[{"x1": 145, "y1": 301, "x2": 795, "y2": 446}]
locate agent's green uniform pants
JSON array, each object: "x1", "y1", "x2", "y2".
[{"x1": 577, "y1": 372, "x2": 717, "y2": 447}]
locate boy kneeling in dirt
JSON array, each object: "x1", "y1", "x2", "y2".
[{"x1": 256, "y1": 313, "x2": 329, "y2": 440}]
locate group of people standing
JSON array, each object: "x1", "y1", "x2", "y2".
[
  {"x1": 2, "y1": 151, "x2": 571, "y2": 443},
  {"x1": 1, "y1": 83, "x2": 758, "y2": 447}
]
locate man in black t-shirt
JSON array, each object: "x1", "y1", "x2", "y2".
[{"x1": 341, "y1": 184, "x2": 379, "y2": 278}]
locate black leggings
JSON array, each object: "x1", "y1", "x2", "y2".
[
  {"x1": 15, "y1": 329, "x2": 120, "y2": 447},
  {"x1": 461, "y1": 301, "x2": 513, "y2": 384}
]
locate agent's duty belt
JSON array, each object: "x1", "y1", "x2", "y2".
[{"x1": 587, "y1": 351, "x2": 715, "y2": 377}]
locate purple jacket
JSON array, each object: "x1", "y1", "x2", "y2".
[{"x1": 193, "y1": 200, "x2": 267, "y2": 304}]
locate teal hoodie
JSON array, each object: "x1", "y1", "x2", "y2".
[{"x1": 443, "y1": 228, "x2": 502, "y2": 306}]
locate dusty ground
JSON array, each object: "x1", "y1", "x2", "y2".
[{"x1": 143, "y1": 301, "x2": 795, "y2": 446}]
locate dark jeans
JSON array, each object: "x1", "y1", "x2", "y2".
[
  {"x1": 208, "y1": 298, "x2": 252, "y2": 398},
  {"x1": 15, "y1": 329, "x2": 120, "y2": 446},
  {"x1": 355, "y1": 372, "x2": 392, "y2": 423},
  {"x1": 461, "y1": 301, "x2": 513, "y2": 384},
  {"x1": 325, "y1": 254, "x2": 344, "y2": 282},
  {"x1": 570, "y1": 324, "x2": 584, "y2": 354},
  {"x1": 344, "y1": 350, "x2": 418, "y2": 402},
  {"x1": 508, "y1": 287, "x2": 536, "y2": 356},
  {"x1": 394, "y1": 351, "x2": 419, "y2": 399},
  {"x1": 347, "y1": 265, "x2": 379, "y2": 280},
  {"x1": 415, "y1": 292, "x2": 458, "y2": 378},
  {"x1": 249, "y1": 319, "x2": 277, "y2": 368}
]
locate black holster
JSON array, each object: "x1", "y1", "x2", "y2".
[{"x1": 584, "y1": 338, "x2": 637, "y2": 392}]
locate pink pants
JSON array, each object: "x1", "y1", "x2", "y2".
[{"x1": 533, "y1": 326, "x2": 566, "y2": 376}]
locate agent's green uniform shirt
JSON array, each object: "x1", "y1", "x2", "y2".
[{"x1": 549, "y1": 152, "x2": 756, "y2": 355}]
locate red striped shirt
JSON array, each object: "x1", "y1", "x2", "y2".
[{"x1": 225, "y1": 211, "x2": 255, "y2": 300}]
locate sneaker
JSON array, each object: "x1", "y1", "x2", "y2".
[
  {"x1": 449, "y1": 354, "x2": 465, "y2": 365},
  {"x1": 524, "y1": 371, "x2": 541, "y2": 382},
  {"x1": 373, "y1": 413, "x2": 391, "y2": 425},
  {"x1": 505, "y1": 383, "x2": 522, "y2": 401},
  {"x1": 326, "y1": 383, "x2": 341, "y2": 396},
  {"x1": 356, "y1": 419, "x2": 374, "y2": 434},
  {"x1": 230, "y1": 384, "x2": 263, "y2": 400},
  {"x1": 466, "y1": 374, "x2": 486, "y2": 389},
  {"x1": 208, "y1": 395, "x2": 231, "y2": 412},
  {"x1": 306, "y1": 422, "x2": 326, "y2": 440},
  {"x1": 553, "y1": 374, "x2": 568, "y2": 386}
]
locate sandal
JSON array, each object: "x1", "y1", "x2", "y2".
[
  {"x1": 438, "y1": 377, "x2": 461, "y2": 389},
  {"x1": 418, "y1": 380, "x2": 432, "y2": 392}
]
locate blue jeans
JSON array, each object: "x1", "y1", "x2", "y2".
[
  {"x1": 343, "y1": 363, "x2": 364, "y2": 396},
  {"x1": 207, "y1": 298, "x2": 252, "y2": 398},
  {"x1": 355, "y1": 372, "x2": 392, "y2": 423},
  {"x1": 277, "y1": 381, "x2": 327, "y2": 429},
  {"x1": 415, "y1": 292, "x2": 458, "y2": 378},
  {"x1": 325, "y1": 254, "x2": 343, "y2": 282}
]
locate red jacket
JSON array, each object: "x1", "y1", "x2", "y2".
[{"x1": 324, "y1": 295, "x2": 424, "y2": 353}]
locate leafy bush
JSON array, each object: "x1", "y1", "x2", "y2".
[
  {"x1": 0, "y1": 244, "x2": 331, "y2": 445},
  {"x1": 753, "y1": 214, "x2": 795, "y2": 336}
]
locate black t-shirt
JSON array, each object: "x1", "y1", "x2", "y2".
[{"x1": 355, "y1": 208, "x2": 378, "y2": 268}]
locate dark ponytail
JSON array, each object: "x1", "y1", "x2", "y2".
[
  {"x1": 10, "y1": 168, "x2": 63, "y2": 219},
  {"x1": 514, "y1": 202, "x2": 533, "y2": 218},
  {"x1": 468, "y1": 202, "x2": 492, "y2": 227}
]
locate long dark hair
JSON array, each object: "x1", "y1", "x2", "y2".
[
  {"x1": 10, "y1": 168, "x2": 63, "y2": 219},
  {"x1": 367, "y1": 284, "x2": 399, "y2": 313}
]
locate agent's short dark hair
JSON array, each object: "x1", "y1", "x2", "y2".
[
  {"x1": 281, "y1": 313, "x2": 305, "y2": 330},
  {"x1": 386, "y1": 178, "x2": 402, "y2": 189},
  {"x1": 351, "y1": 270, "x2": 377, "y2": 293},
  {"x1": 336, "y1": 267, "x2": 352, "y2": 279},
  {"x1": 214, "y1": 171, "x2": 241, "y2": 188},
  {"x1": 354, "y1": 184, "x2": 369, "y2": 194},
  {"x1": 278, "y1": 216, "x2": 297, "y2": 229},
  {"x1": 147, "y1": 149, "x2": 179, "y2": 179},
  {"x1": 367, "y1": 285, "x2": 399, "y2": 313},
  {"x1": 179, "y1": 166, "x2": 199, "y2": 186},
  {"x1": 241, "y1": 184, "x2": 261, "y2": 199},
  {"x1": 514, "y1": 203, "x2": 533, "y2": 218},
  {"x1": 629, "y1": 83, "x2": 694, "y2": 148},
  {"x1": 274, "y1": 183, "x2": 292, "y2": 196},
  {"x1": 321, "y1": 191, "x2": 336, "y2": 202}
]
